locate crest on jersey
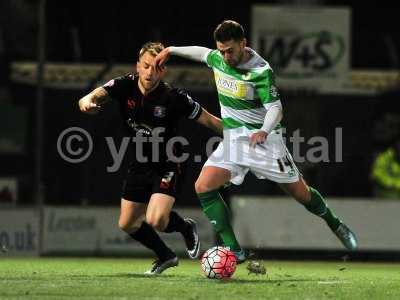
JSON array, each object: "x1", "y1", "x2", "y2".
[
  {"x1": 154, "y1": 106, "x2": 166, "y2": 118},
  {"x1": 270, "y1": 85, "x2": 278, "y2": 98},
  {"x1": 127, "y1": 99, "x2": 136, "y2": 109}
]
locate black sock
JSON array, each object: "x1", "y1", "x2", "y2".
[
  {"x1": 129, "y1": 222, "x2": 175, "y2": 260},
  {"x1": 163, "y1": 211, "x2": 189, "y2": 234}
]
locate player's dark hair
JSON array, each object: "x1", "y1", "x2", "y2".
[
  {"x1": 213, "y1": 20, "x2": 245, "y2": 42},
  {"x1": 139, "y1": 42, "x2": 165, "y2": 58}
]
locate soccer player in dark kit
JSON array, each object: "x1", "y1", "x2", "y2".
[{"x1": 79, "y1": 42, "x2": 223, "y2": 274}]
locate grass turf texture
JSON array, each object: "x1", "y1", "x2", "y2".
[{"x1": 0, "y1": 258, "x2": 399, "y2": 299}]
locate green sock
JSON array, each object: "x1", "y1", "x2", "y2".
[
  {"x1": 304, "y1": 187, "x2": 341, "y2": 231},
  {"x1": 197, "y1": 190, "x2": 241, "y2": 251}
]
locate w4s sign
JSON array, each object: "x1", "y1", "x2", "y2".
[{"x1": 252, "y1": 5, "x2": 351, "y2": 94}]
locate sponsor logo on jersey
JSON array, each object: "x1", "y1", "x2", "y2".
[
  {"x1": 154, "y1": 106, "x2": 166, "y2": 118},
  {"x1": 216, "y1": 76, "x2": 239, "y2": 93},
  {"x1": 214, "y1": 71, "x2": 254, "y2": 100},
  {"x1": 126, "y1": 118, "x2": 152, "y2": 136}
]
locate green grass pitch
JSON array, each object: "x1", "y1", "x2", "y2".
[{"x1": 0, "y1": 258, "x2": 399, "y2": 299}]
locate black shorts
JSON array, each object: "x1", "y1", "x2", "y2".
[{"x1": 122, "y1": 163, "x2": 181, "y2": 203}]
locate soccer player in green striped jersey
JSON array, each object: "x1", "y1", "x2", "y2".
[{"x1": 155, "y1": 20, "x2": 358, "y2": 261}]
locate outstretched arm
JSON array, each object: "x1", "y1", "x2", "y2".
[
  {"x1": 154, "y1": 46, "x2": 212, "y2": 70},
  {"x1": 196, "y1": 108, "x2": 223, "y2": 136},
  {"x1": 78, "y1": 87, "x2": 111, "y2": 115}
]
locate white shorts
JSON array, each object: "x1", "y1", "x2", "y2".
[{"x1": 203, "y1": 130, "x2": 300, "y2": 185}]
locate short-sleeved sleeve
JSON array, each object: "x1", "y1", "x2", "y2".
[
  {"x1": 255, "y1": 69, "x2": 280, "y2": 109},
  {"x1": 172, "y1": 89, "x2": 202, "y2": 120},
  {"x1": 102, "y1": 74, "x2": 134, "y2": 100}
]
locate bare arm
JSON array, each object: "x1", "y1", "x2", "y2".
[
  {"x1": 195, "y1": 108, "x2": 223, "y2": 136},
  {"x1": 78, "y1": 87, "x2": 111, "y2": 114}
]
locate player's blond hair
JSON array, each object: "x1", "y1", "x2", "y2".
[{"x1": 139, "y1": 42, "x2": 165, "y2": 58}]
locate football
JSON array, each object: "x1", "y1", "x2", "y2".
[{"x1": 201, "y1": 246, "x2": 237, "y2": 279}]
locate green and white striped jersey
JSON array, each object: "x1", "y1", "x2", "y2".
[{"x1": 206, "y1": 48, "x2": 282, "y2": 139}]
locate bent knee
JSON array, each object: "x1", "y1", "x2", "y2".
[
  {"x1": 118, "y1": 219, "x2": 141, "y2": 233},
  {"x1": 195, "y1": 179, "x2": 214, "y2": 194},
  {"x1": 146, "y1": 215, "x2": 168, "y2": 231}
]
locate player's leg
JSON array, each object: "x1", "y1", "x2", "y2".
[
  {"x1": 118, "y1": 198, "x2": 146, "y2": 233},
  {"x1": 195, "y1": 166, "x2": 244, "y2": 256},
  {"x1": 279, "y1": 178, "x2": 358, "y2": 250},
  {"x1": 248, "y1": 130, "x2": 358, "y2": 250},
  {"x1": 279, "y1": 178, "x2": 341, "y2": 230},
  {"x1": 146, "y1": 193, "x2": 175, "y2": 231},
  {"x1": 152, "y1": 168, "x2": 201, "y2": 259},
  {"x1": 146, "y1": 193, "x2": 200, "y2": 259},
  {"x1": 120, "y1": 167, "x2": 180, "y2": 274},
  {"x1": 119, "y1": 198, "x2": 177, "y2": 265}
]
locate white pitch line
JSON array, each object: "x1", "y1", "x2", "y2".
[{"x1": 318, "y1": 281, "x2": 348, "y2": 285}]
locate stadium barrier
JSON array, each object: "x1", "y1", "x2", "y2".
[
  {"x1": 1, "y1": 198, "x2": 400, "y2": 257},
  {"x1": 231, "y1": 197, "x2": 400, "y2": 251},
  {"x1": 0, "y1": 206, "x2": 213, "y2": 257},
  {"x1": 0, "y1": 208, "x2": 40, "y2": 256},
  {"x1": 41, "y1": 206, "x2": 214, "y2": 256}
]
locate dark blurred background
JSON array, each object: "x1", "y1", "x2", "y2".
[{"x1": 0, "y1": 0, "x2": 399, "y2": 207}]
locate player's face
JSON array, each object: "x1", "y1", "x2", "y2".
[
  {"x1": 216, "y1": 39, "x2": 246, "y2": 67},
  {"x1": 137, "y1": 52, "x2": 164, "y2": 92}
]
